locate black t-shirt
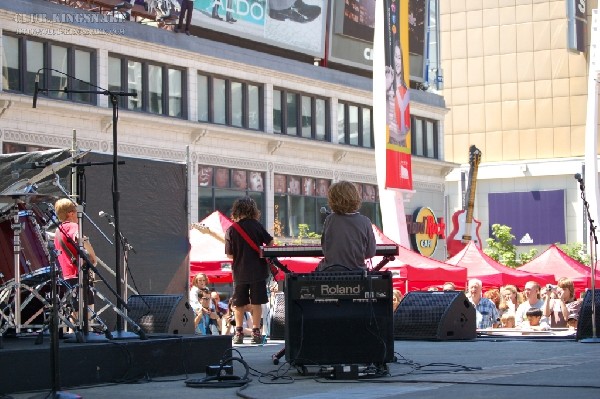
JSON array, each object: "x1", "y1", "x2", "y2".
[{"x1": 224, "y1": 218, "x2": 273, "y2": 284}]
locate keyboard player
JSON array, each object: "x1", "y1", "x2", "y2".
[{"x1": 317, "y1": 181, "x2": 376, "y2": 271}]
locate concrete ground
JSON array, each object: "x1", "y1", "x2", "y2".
[{"x1": 6, "y1": 336, "x2": 600, "y2": 399}]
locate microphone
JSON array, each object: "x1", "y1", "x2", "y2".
[
  {"x1": 320, "y1": 206, "x2": 332, "y2": 215},
  {"x1": 99, "y1": 210, "x2": 114, "y2": 220},
  {"x1": 574, "y1": 173, "x2": 583, "y2": 183},
  {"x1": 33, "y1": 74, "x2": 39, "y2": 108}
]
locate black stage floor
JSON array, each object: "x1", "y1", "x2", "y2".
[{"x1": 0, "y1": 332, "x2": 231, "y2": 395}]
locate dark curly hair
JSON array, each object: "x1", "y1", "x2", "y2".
[
  {"x1": 231, "y1": 196, "x2": 260, "y2": 221},
  {"x1": 328, "y1": 181, "x2": 362, "y2": 214}
]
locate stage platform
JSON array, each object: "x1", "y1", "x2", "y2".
[{"x1": 0, "y1": 332, "x2": 231, "y2": 394}]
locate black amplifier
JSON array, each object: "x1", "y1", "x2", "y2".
[
  {"x1": 286, "y1": 271, "x2": 392, "y2": 301},
  {"x1": 284, "y1": 271, "x2": 394, "y2": 367}
]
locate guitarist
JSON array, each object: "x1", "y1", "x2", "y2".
[{"x1": 225, "y1": 196, "x2": 274, "y2": 345}]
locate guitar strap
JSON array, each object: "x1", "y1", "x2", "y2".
[
  {"x1": 231, "y1": 222, "x2": 261, "y2": 254},
  {"x1": 231, "y1": 222, "x2": 286, "y2": 275}
]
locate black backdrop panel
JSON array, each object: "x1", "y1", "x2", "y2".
[
  {"x1": 83, "y1": 153, "x2": 188, "y2": 329},
  {"x1": 577, "y1": 289, "x2": 600, "y2": 340},
  {"x1": 394, "y1": 291, "x2": 476, "y2": 340}
]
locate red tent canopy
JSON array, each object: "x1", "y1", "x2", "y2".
[
  {"x1": 518, "y1": 244, "x2": 600, "y2": 292},
  {"x1": 189, "y1": 211, "x2": 234, "y2": 283},
  {"x1": 445, "y1": 241, "x2": 555, "y2": 289}
]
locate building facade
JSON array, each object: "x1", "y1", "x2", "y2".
[
  {"x1": 1, "y1": 0, "x2": 452, "y2": 259},
  {"x1": 440, "y1": 0, "x2": 595, "y2": 254}
]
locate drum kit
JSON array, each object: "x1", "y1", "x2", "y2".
[{"x1": 0, "y1": 151, "x2": 103, "y2": 339}]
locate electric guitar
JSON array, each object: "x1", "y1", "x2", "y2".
[{"x1": 447, "y1": 145, "x2": 482, "y2": 257}]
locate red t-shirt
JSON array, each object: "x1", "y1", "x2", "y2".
[{"x1": 54, "y1": 221, "x2": 79, "y2": 279}]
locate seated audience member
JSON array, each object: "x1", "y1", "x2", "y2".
[
  {"x1": 467, "y1": 278, "x2": 500, "y2": 329},
  {"x1": 195, "y1": 288, "x2": 219, "y2": 335},
  {"x1": 499, "y1": 284, "x2": 522, "y2": 317},
  {"x1": 484, "y1": 288, "x2": 501, "y2": 309},
  {"x1": 515, "y1": 281, "x2": 544, "y2": 328},
  {"x1": 500, "y1": 313, "x2": 515, "y2": 328},
  {"x1": 543, "y1": 277, "x2": 581, "y2": 328},
  {"x1": 521, "y1": 307, "x2": 550, "y2": 330},
  {"x1": 392, "y1": 289, "x2": 403, "y2": 312},
  {"x1": 442, "y1": 282, "x2": 456, "y2": 291}
]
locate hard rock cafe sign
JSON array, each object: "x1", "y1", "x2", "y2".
[{"x1": 406, "y1": 207, "x2": 445, "y2": 257}]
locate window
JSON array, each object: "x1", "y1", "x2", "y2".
[
  {"x1": 274, "y1": 174, "x2": 328, "y2": 238},
  {"x1": 108, "y1": 55, "x2": 185, "y2": 117},
  {"x1": 2, "y1": 35, "x2": 20, "y2": 90},
  {"x1": 2, "y1": 34, "x2": 96, "y2": 106},
  {"x1": 273, "y1": 89, "x2": 329, "y2": 140},
  {"x1": 197, "y1": 74, "x2": 263, "y2": 130},
  {"x1": 198, "y1": 165, "x2": 265, "y2": 224},
  {"x1": 337, "y1": 102, "x2": 373, "y2": 148},
  {"x1": 197, "y1": 74, "x2": 209, "y2": 122},
  {"x1": 411, "y1": 116, "x2": 439, "y2": 159},
  {"x1": 49, "y1": 45, "x2": 67, "y2": 100}
]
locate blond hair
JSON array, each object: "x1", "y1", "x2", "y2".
[{"x1": 54, "y1": 198, "x2": 76, "y2": 222}]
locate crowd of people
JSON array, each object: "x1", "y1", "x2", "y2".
[{"x1": 459, "y1": 278, "x2": 583, "y2": 331}]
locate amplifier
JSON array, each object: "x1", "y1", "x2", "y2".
[{"x1": 285, "y1": 271, "x2": 394, "y2": 367}]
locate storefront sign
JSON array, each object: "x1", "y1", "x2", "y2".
[{"x1": 406, "y1": 207, "x2": 445, "y2": 256}]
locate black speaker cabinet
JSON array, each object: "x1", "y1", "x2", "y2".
[
  {"x1": 285, "y1": 271, "x2": 394, "y2": 366},
  {"x1": 269, "y1": 292, "x2": 285, "y2": 340},
  {"x1": 577, "y1": 289, "x2": 600, "y2": 340},
  {"x1": 394, "y1": 291, "x2": 476, "y2": 341},
  {"x1": 127, "y1": 294, "x2": 195, "y2": 335}
]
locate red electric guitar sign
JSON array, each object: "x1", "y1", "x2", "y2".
[{"x1": 447, "y1": 145, "x2": 482, "y2": 257}]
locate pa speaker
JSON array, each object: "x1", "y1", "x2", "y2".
[
  {"x1": 269, "y1": 292, "x2": 285, "y2": 340},
  {"x1": 394, "y1": 291, "x2": 476, "y2": 340},
  {"x1": 127, "y1": 294, "x2": 195, "y2": 335},
  {"x1": 285, "y1": 271, "x2": 394, "y2": 366},
  {"x1": 576, "y1": 289, "x2": 600, "y2": 340}
]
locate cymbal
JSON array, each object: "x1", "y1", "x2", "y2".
[{"x1": 0, "y1": 192, "x2": 57, "y2": 203}]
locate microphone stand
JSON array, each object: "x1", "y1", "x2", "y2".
[
  {"x1": 29, "y1": 241, "x2": 82, "y2": 399},
  {"x1": 102, "y1": 214, "x2": 138, "y2": 337},
  {"x1": 33, "y1": 68, "x2": 137, "y2": 339},
  {"x1": 577, "y1": 176, "x2": 600, "y2": 343}
]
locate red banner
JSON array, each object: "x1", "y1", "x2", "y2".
[{"x1": 384, "y1": 0, "x2": 412, "y2": 190}]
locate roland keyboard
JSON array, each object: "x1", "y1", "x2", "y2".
[{"x1": 260, "y1": 244, "x2": 398, "y2": 258}]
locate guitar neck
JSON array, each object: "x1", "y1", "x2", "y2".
[{"x1": 462, "y1": 146, "x2": 481, "y2": 242}]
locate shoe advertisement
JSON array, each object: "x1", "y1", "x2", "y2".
[{"x1": 191, "y1": 0, "x2": 326, "y2": 57}]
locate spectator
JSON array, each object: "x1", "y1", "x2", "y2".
[
  {"x1": 466, "y1": 278, "x2": 499, "y2": 329},
  {"x1": 392, "y1": 289, "x2": 403, "y2": 312},
  {"x1": 500, "y1": 313, "x2": 515, "y2": 328},
  {"x1": 543, "y1": 277, "x2": 582, "y2": 328},
  {"x1": 195, "y1": 288, "x2": 219, "y2": 335},
  {"x1": 515, "y1": 281, "x2": 545, "y2": 328},
  {"x1": 498, "y1": 284, "x2": 522, "y2": 317},
  {"x1": 484, "y1": 288, "x2": 501, "y2": 309},
  {"x1": 442, "y1": 282, "x2": 456, "y2": 291},
  {"x1": 521, "y1": 307, "x2": 550, "y2": 331}
]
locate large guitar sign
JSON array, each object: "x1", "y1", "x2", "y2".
[{"x1": 447, "y1": 145, "x2": 482, "y2": 257}]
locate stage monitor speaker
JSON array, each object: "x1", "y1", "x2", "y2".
[
  {"x1": 394, "y1": 291, "x2": 476, "y2": 341},
  {"x1": 127, "y1": 294, "x2": 195, "y2": 335},
  {"x1": 576, "y1": 289, "x2": 600, "y2": 340},
  {"x1": 285, "y1": 271, "x2": 394, "y2": 366},
  {"x1": 269, "y1": 292, "x2": 285, "y2": 340}
]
